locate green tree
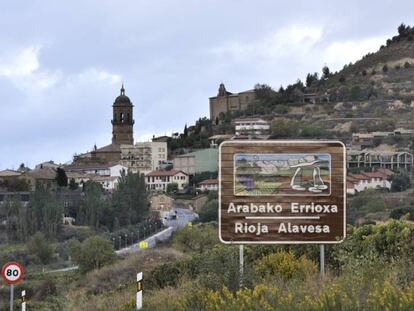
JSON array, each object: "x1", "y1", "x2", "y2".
[
  {"x1": 391, "y1": 173, "x2": 411, "y2": 192},
  {"x1": 199, "y1": 199, "x2": 218, "y2": 222},
  {"x1": 112, "y1": 171, "x2": 149, "y2": 226},
  {"x1": 26, "y1": 232, "x2": 54, "y2": 264},
  {"x1": 271, "y1": 119, "x2": 300, "y2": 137},
  {"x1": 167, "y1": 183, "x2": 179, "y2": 194},
  {"x1": 69, "y1": 236, "x2": 116, "y2": 273},
  {"x1": 55, "y1": 168, "x2": 68, "y2": 187},
  {"x1": 69, "y1": 178, "x2": 78, "y2": 190},
  {"x1": 78, "y1": 181, "x2": 107, "y2": 227},
  {"x1": 305, "y1": 72, "x2": 318, "y2": 87},
  {"x1": 322, "y1": 66, "x2": 330, "y2": 79},
  {"x1": 31, "y1": 187, "x2": 63, "y2": 238}
]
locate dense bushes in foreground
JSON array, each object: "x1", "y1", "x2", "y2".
[{"x1": 139, "y1": 220, "x2": 414, "y2": 311}]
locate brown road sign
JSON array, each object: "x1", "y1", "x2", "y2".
[{"x1": 219, "y1": 140, "x2": 346, "y2": 244}]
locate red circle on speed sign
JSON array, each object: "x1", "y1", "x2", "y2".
[{"x1": 1, "y1": 262, "x2": 24, "y2": 284}]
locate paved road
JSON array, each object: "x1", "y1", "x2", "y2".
[
  {"x1": 163, "y1": 207, "x2": 199, "y2": 229},
  {"x1": 45, "y1": 208, "x2": 198, "y2": 272}
]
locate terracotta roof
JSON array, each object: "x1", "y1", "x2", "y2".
[
  {"x1": 0, "y1": 170, "x2": 22, "y2": 177},
  {"x1": 146, "y1": 169, "x2": 187, "y2": 177},
  {"x1": 65, "y1": 162, "x2": 121, "y2": 171},
  {"x1": 93, "y1": 143, "x2": 121, "y2": 153},
  {"x1": 376, "y1": 168, "x2": 394, "y2": 177},
  {"x1": 362, "y1": 172, "x2": 386, "y2": 179},
  {"x1": 25, "y1": 167, "x2": 57, "y2": 180},
  {"x1": 346, "y1": 182, "x2": 355, "y2": 189},
  {"x1": 198, "y1": 179, "x2": 218, "y2": 185},
  {"x1": 349, "y1": 174, "x2": 369, "y2": 181}
]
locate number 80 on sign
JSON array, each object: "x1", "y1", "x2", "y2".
[{"x1": 1, "y1": 262, "x2": 24, "y2": 284}]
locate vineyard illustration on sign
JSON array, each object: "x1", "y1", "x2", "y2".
[{"x1": 234, "y1": 153, "x2": 331, "y2": 196}]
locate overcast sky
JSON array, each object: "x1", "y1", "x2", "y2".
[{"x1": 0, "y1": 0, "x2": 411, "y2": 169}]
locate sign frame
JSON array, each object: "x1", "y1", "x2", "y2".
[
  {"x1": 218, "y1": 140, "x2": 347, "y2": 245},
  {"x1": 1, "y1": 261, "x2": 25, "y2": 285}
]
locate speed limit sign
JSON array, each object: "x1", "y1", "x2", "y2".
[{"x1": 1, "y1": 262, "x2": 24, "y2": 284}]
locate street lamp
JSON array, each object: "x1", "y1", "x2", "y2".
[
  {"x1": 125, "y1": 233, "x2": 128, "y2": 248},
  {"x1": 119, "y1": 236, "x2": 122, "y2": 249},
  {"x1": 111, "y1": 237, "x2": 115, "y2": 249}
]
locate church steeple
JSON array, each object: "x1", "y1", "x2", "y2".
[{"x1": 111, "y1": 84, "x2": 134, "y2": 145}]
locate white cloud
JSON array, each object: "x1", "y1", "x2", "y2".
[
  {"x1": 323, "y1": 37, "x2": 385, "y2": 70},
  {"x1": 0, "y1": 46, "x2": 40, "y2": 77},
  {"x1": 73, "y1": 68, "x2": 122, "y2": 85},
  {"x1": 0, "y1": 45, "x2": 61, "y2": 91},
  {"x1": 0, "y1": 46, "x2": 121, "y2": 92},
  {"x1": 210, "y1": 25, "x2": 323, "y2": 62}
]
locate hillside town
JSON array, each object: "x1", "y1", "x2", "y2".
[
  {"x1": 2, "y1": 14, "x2": 414, "y2": 310},
  {"x1": 1, "y1": 76, "x2": 414, "y2": 225}
]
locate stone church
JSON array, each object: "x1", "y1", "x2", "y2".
[
  {"x1": 74, "y1": 85, "x2": 135, "y2": 163},
  {"x1": 209, "y1": 83, "x2": 258, "y2": 124}
]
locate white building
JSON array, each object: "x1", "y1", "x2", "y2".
[
  {"x1": 120, "y1": 142, "x2": 168, "y2": 175},
  {"x1": 234, "y1": 118, "x2": 270, "y2": 136},
  {"x1": 346, "y1": 169, "x2": 393, "y2": 194},
  {"x1": 65, "y1": 163, "x2": 127, "y2": 177},
  {"x1": 197, "y1": 179, "x2": 218, "y2": 191},
  {"x1": 92, "y1": 176, "x2": 119, "y2": 192},
  {"x1": 145, "y1": 170, "x2": 189, "y2": 192}
]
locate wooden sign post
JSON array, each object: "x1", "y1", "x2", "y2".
[{"x1": 219, "y1": 141, "x2": 346, "y2": 274}]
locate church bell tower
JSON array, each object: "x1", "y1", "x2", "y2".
[{"x1": 111, "y1": 84, "x2": 134, "y2": 145}]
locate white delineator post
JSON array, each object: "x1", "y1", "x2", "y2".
[
  {"x1": 21, "y1": 290, "x2": 26, "y2": 311},
  {"x1": 136, "y1": 272, "x2": 143, "y2": 310}
]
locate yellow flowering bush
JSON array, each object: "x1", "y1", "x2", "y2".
[{"x1": 254, "y1": 251, "x2": 317, "y2": 281}]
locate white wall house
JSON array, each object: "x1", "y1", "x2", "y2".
[
  {"x1": 66, "y1": 163, "x2": 127, "y2": 177},
  {"x1": 234, "y1": 118, "x2": 270, "y2": 136},
  {"x1": 92, "y1": 176, "x2": 119, "y2": 192},
  {"x1": 197, "y1": 179, "x2": 218, "y2": 191},
  {"x1": 347, "y1": 170, "x2": 392, "y2": 194},
  {"x1": 145, "y1": 170, "x2": 189, "y2": 192}
]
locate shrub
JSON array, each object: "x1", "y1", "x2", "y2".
[
  {"x1": 26, "y1": 232, "x2": 54, "y2": 264},
  {"x1": 173, "y1": 224, "x2": 219, "y2": 253},
  {"x1": 404, "y1": 61, "x2": 411, "y2": 68},
  {"x1": 254, "y1": 251, "x2": 316, "y2": 281},
  {"x1": 146, "y1": 262, "x2": 182, "y2": 289},
  {"x1": 199, "y1": 199, "x2": 218, "y2": 222},
  {"x1": 69, "y1": 235, "x2": 116, "y2": 273},
  {"x1": 382, "y1": 64, "x2": 388, "y2": 72}
]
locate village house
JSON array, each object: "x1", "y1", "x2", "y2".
[
  {"x1": 65, "y1": 163, "x2": 127, "y2": 177},
  {"x1": 197, "y1": 179, "x2": 218, "y2": 191},
  {"x1": 149, "y1": 193, "x2": 175, "y2": 212},
  {"x1": 120, "y1": 141, "x2": 167, "y2": 175},
  {"x1": 145, "y1": 169, "x2": 189, "y2": 192},
  {"x1": 234, "y1": 117, "x2": 270, "y2": 137},
  {"x1": 173, "y1": 149, "x2": 219, "y2": 175},
  {"x1": 346, "y1": 168, "x2": 393, "y2": 195}
]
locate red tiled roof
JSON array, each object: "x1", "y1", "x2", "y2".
[
  {"x1": 146, "y1": 169, "x2": 187, "y2": 177},
  {"x1": 376, "y1": 168, "x2": 394, "y2": 177},
  {"x1": 198, "y1": 179, "x2": 218, "y2": 185},
  {"x1": 349, "y1": 174, "x2": 369, "y2": 181},
  {"x1": 362, "y1": 172, "x2": 386, "y2": 179},
  {"x1": 346, "y1": 182, "x2": 355, "y2": 189}
]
